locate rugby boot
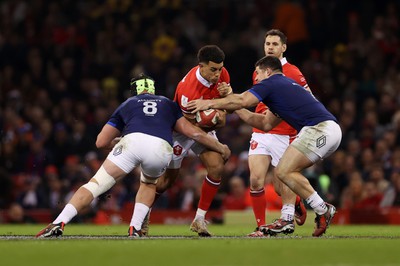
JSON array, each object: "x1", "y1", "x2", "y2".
[
  {"x1": 295, "y1": 196, "x2": 307, "y2": 226},
  {"x1": 190, "y1": 217, "x2": 212, "y2": 237},
  {"x1": 36, "y1": 222, "x2": 65, "y2": 238},
  {"x1": 312, "y1": 203, "x2": 336, "y2": 237},
  {"x1": 141, "y1": 212, "x2": 150, "y2": 236},
  {"x1": 260, "y1": 219, "x2": 295, "y2": 236},
  {"x1": 128, "y1": 226, "x2": 143, "y2": 238}
]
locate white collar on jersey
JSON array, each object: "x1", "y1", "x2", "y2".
[
  {"x1": 196, "y1": 67, "x2": 213, "y2": 88},
  {"x1": 280, "y1": 57, "x2": 288, "y2": 66}
]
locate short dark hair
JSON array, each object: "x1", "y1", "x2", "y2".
[
  {"x1": 197, "y1": 45, "x2": 225, "y2": 64},
  {"x1": 265, "y1": 29, "x2": 287, "y2": 45},
  {"x1": 255, "y1": 56, "x2": 283, "y2": 72}
]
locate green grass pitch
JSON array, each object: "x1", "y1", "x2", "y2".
[{"x1": 1, "y1": 212, "x2": 400, "y2": 266}]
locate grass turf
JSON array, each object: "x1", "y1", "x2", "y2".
[{"x1": 1, "y1": 223, "x2": 400, "y2": 266}]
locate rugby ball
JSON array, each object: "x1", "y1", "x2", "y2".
[{"x1": 195, "y1": 109, "x2": 219, "y2": 128}]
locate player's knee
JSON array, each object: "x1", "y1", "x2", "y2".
[
  {"x1": 206, "y1": 163, "x2": 224, "y2": 178},
  {"x1": 249, "y1": 175, "x2": 264, "y2": 190},
  {"x1": 275, "y1": 166, "x2": 289, "y2": 183},
  {"x1": 156, "y1": 178, "x2": 168, "y2": 193},
  {"x1": 82, "y1": 166, "x2": 116, "y2": 198},
  {"x1": 140, "y1": 172, "x2": 158, "y2": 185},
  {"x1": 156, "y1": 169, "x2": 178, "y2": 193}
]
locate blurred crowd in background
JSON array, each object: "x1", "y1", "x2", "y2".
[{"x1": 2, "y1": 0, "x2": 400, "y2": 223}]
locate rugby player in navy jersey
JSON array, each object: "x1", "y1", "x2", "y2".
[
  {"x1": 187, "y1": 56, "x2": 342, "y2": 237},
  {"x1": 36, "y1": 74, "x2": 230, "y2": 238}
]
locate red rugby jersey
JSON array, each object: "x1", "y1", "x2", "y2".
[
  {"x1": 174, "y1": 66, "x2": 230, "y2": 115},
  {"x1": 252, "y1": 57, "x2": 309, "y2": 136}
]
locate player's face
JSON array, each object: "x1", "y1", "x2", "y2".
[
  {"x1": 199, "y1": 61, "x2": 224, "y2": 84},
  {"x1": 254, "y1": 66, "x2": 269, "y2": 83},
  {"x1": 264, "y1": 35, "x2": 286, "y2": 59}
]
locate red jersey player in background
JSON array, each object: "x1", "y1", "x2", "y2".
[
  {"x1": 141, "y1": 45, "x2": 232, "y2": 237},
  {"x1": 247, "y1": 29, "x2": 309, "y2": 237}
]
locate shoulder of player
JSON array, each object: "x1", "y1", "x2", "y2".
[
  {"x1": 261, "y1": 74, "x2": 294, "y2": 88},
  {"x1": 178, "y1": 67, "x2": 199, "y2": 86},
  {"x1": 220, "y1": 67, "x2": 230, "y2": 81},
  {"x1": 128, "y1": 94, "x2": 170, "y2": 103},
  {"x1": 283, "y1": 62, "x2": 302, "y2": 75},
  {"x1": 283, "y1": 63, "x2": 308, "y2": 85}
]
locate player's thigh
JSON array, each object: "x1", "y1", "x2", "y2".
[
  {"x1": 199, "y1": 150, "x2": 224, "y2": 174},
  {"x1": 141, "y1": 141, "x2": 173, "y2": 178},
  {"x1": 248, "y1": 154, "x2": 271, "y2": 180},
  {"x1": 278, "y1": 145, "x2": 314, "y2": 174},
  {"x1": 102, "y1": 159, "x2": 127, "y2": 179}
]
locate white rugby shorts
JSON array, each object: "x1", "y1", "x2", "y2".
[
  {"x1": 168, "y1": 130, "x2": 218, "y2": 169},
  {"x1": 107, "y1": 132, "x2": 173, "y2": 178},
  {"x1": 248, "y1": 132, "x2": 292, "y2": 167},
  {"x1": 291, "y1": 120, "x2": 342, "y2": 163}
]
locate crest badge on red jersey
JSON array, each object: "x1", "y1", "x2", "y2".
[
  {"x1": 250, "y1": 140, "x2": 258, "y2": 150},
  {"x1": 181, "y1": 95, "x2": 189, "y2": 107}
]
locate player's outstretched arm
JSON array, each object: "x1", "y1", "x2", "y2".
[
  {"x1": 96, "y1": 124, "x2": 121, "y2": 150},
  {"x1": 234, "y1": 109, "x2": 281, "y2": 132},
  {"x1": 174, "y1": 117, "x2": 231, "y2": 161},
  {"x1": 187, "y1": 91, "x2": 259, "y2": 113}
]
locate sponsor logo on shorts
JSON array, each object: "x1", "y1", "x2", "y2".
[
  {"x1": 173, "y1": 145, "x2": 183, "y2": 156},
  {"x1": 250, "y1": 140, "x2": 258, "y2": 150},
  {"x1": 316, "y1": 135, "x2": 326, "y2": 148},
  {"x1": 113, "y1": 145, "x2": 123, "y2": 156}
]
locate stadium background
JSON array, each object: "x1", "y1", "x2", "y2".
[{"x1": 1, "y1": 0, "x2": 400, "y2": 225}]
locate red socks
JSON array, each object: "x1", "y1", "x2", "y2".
[
  {"x1": 250, "y1": 188, "x2": 266, "y2": 227},
  {"x1": 198, "y1": 176, "x2": 221, "y2": 211}
]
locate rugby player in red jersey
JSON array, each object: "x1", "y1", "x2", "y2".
[
  {"x1": 247, "y1": 29, "x2": 309, "y2": 237},
  {"x1": 143, "y1": 45, "x2": 232, "y2": 237}
]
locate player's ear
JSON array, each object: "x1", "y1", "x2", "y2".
[{"x1": 282, "y1": 43, "x2": 287, "y2": 53}]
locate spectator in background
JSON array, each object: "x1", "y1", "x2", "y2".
[
  {"x1": 6, "y1": 202, "x2": 36, "y2": 224},
  {"x1": 177, "y1": 173, "x2": 202, "y2": 212},
  {"x1": 340, "y1": 171, "x2": 364, "y2": 209},
  {"x1": 354, "y1": 181, "x2": 383, "y2": 209},
  {"x1": 272, "y1": 0, "x2": 309, "y2": 65},
  {"x1": 40, "y1": 165, "x2": 64, "y2": 210},
  {"x1": 381, "y1": 171, "x2": 400, "y2": 207},
  {"x1": 16, "y1": 175, "x2": 45, "y2": 209},
  {"x1": 367, "y1": 164, "x2": 390, "y2": 193},
  {"x1": 222, "y1": 176, "x2": 250, "y2": 210}
]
